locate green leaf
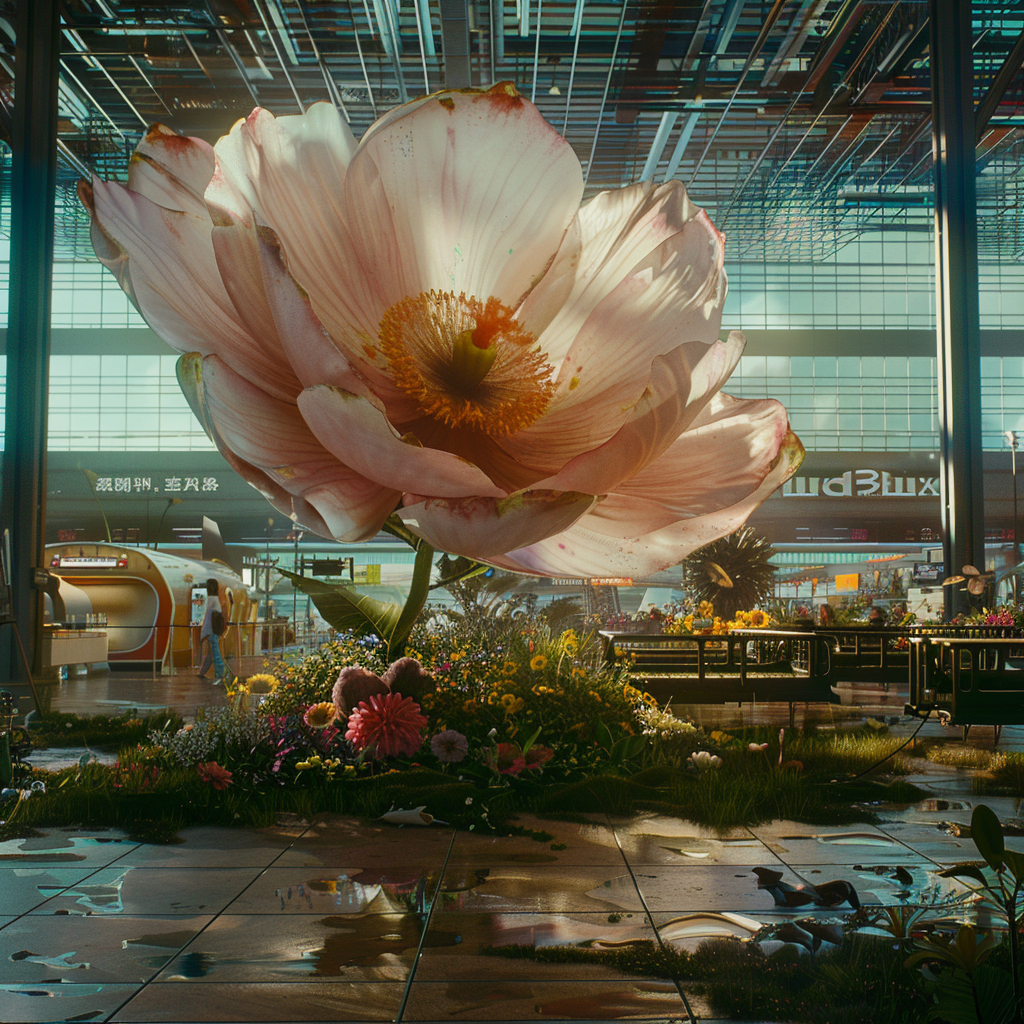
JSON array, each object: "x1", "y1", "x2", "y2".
[
  {"x1": 280, "y1": 538, "x2": 434, "y2": 661},
  {"x1": 279, "y1": 569, "x2": 402, "y2": 650},
  {"x1": 938, "y1": 864, "x2": 992, "y2": 888},
  {"x1": 430, "y1": 560, "x2": 490, "y2": 592},
  {"x1": 519, "y1": 725, "x2": 543, "y2": 758},
  {"x1": 597, "y1": 721, "x2": 615, "y2": 752},
  {"x1": 972, "y1": 804, "x2": 1006, "y2": 870},
  {"x1": 1001, "y1": 847, "x2": 1024, "y2": 886}
]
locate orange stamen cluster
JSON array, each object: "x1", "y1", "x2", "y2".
[{"x1": 379, "y1": 290, "x2": 553, "y2": 436}]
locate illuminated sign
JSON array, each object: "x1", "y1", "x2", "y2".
[
  {"x1": 834, "y1": 573, "x2": 860, "y2": 592},
  {"x1": 90, "y1": 476, "x2": 220, "y2": 494},
  {"x1": 783, "y1": 470, "x2": 940, "y2": 498},
  {"x1": 56, "y1": 556, "x2": 120, "y2": 568}
]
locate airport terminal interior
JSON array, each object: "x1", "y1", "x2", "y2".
[{"x1": 0, "y1": 1, "x2": 1023, "y2": 1022}]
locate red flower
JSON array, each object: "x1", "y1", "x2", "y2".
[
  {"x1": 345, "y1": 692, "x2": 427, "y2": 758},
  {"x1": 197, "y1": 761, "x2": 233, "y2": 790},
  {"x1": 524, "y1": 745, "x2": 554, "y2": 770},
  {"x1": 485, "y1": 742, "x2": 527, "y2": 775}
]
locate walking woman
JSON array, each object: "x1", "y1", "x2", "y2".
[{"x1": 198, "y1": 578, "x2": 227, "y2": 684}]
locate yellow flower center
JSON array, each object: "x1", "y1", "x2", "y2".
[{"x1": 378, "y1": 290, "x2": 554, "y2": 435}]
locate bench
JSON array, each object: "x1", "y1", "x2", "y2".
[
  {"x1": 906, "y1": 635, "x2": 1024, "y2": 742},
  {"x1": 600, "y1": 629, "x2": 841, "y2": 722}
]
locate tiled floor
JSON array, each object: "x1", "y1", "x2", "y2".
[
  {"x1": 1, "y1": 677, "x2": 1019, "y2": 1022},
  {"x1": 0, "y1": 774, "x2": 1000, "y2": 1024}
]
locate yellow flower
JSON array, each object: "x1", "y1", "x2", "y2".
[
  {"x1": 503, "y1": 661, "x2": 518, "y2": 674},
  {"x1": 246, "y1": 673, "x2": 279, "y2": 693},
  {"x1": 588, "y1": 690, "x2": 603, "y2": 703},
  {"x1": 571, "y1": 667, "x2": 586, "y2": 678},
  {"x1": 501, "y1": 694, "x2": 525, "y2": 714},
  {"x1": 487, "y1": 691, "x2": 499, "y2": 705},
  {"x1": 463, "y1": 699, "x2": 477, "y2": 713},
  {"x1": 530, "y1": 655, "x2": 548, "y2": 671},
  {"x1": 698, "y1": 601, "x2": 715, "y2": 619}
]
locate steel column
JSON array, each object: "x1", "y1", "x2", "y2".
[
  {"x1": 929, "y1": 0, "x2": 984, "y2": 618},
  {"x1": 1, "y1": 0, "x2": 59, "y2": 683}
]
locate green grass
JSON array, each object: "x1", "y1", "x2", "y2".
[
  {"x1": 974, "y1": 752, "x2": 1024, "y2": 796},
  {"x1": 26, "y1": 709, "x2": 185, "y2": 751},
  {"x1": 919, "y1": 743, "x2": 998, "y2": 771}
]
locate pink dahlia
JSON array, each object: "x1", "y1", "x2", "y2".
[
  {"x1": 345, "y1": 692, "x2": 427, "y2": 758},
  {"x1": 430, "y1": 729, "x2": 469, "y2": 764}
]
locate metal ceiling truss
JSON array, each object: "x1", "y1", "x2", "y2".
[{"x1": 0, "y1": 0, "x2": 1020, "y2": 263}]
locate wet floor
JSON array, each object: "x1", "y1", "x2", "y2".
[
  {"x1": 3, "y1": 681, "x2": 1023, "y2": 1021},
  {"x1": 0, "y1": 779, "x2": 1008, "y2": 1024}
]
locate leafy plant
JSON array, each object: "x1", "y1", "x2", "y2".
[
  {"x1": 923, "y1": 804, "x2": 1024, "y2": 1023},
  {"x1": 683, "y1": 527, "x2": 777, "y2": 621}
]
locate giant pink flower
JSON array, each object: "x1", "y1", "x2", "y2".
[{"x1": 79, "y1": 84, "x2": 802, "y2": 577}]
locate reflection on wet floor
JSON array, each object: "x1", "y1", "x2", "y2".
[{"x1": 4, "y1": 739, "x2": 1023, "y2": 1020}]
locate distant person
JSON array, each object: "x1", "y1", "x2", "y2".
[
  {"x1": 867, "y1": 605, "x2": 886, "y2": 629},
  {"x1": 818, "y1": 604, "x2": 836, "y2": 627},
  {"x1": 199, "y1": 578, "x2": 226, "y2": 683}
]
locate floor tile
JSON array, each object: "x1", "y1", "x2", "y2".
[
  {"x1": 273, "y1": 818, "x2": 454, "y2": 869},
  {"x1": 0, "y1": 982, "x2": 140, "y2": 1023},
  {"x1": 0, "y1": 867, "x2": 100, "y2": 916},
  {"x1": 0, "y1": 830, "x2": 139, "y2": 868},
  {"x1": 631, "y1": 863, "x2": 809, "y2": 914},
  {"x1": 445, "y1": 818, "x2": 623, "y2": 868},
  {"x1": 109, "y1": 981, "x2": 404, "y2": 1021},
  {"x1": 401, "y1": 979, "x2": 689, "y2": 1020},
  {"x1": 116, "y1": 827, "x2": 296, "y2": 868},
  {"x1": 414, "y1": 910, "x2": 657, "y2": 981},
  {"x1": 221, "y1": 865, "x2": 440, "y2": 915},
  {"x1": 436, "y1": 865, "x2": 645, "y2": 913},
  {"x1": 26, "y1": 866, "x2": 266, "y2": 917},
  {"x1": 152, "y1": 912, "x2": 419, "y2": 982},
  {"x1": 0, "y1": 915, "x2": 213, "y2": 985},
  {"x1": 745, "y1": 821, "x2": 920, "y2": 864},
  {"x1": 613, "y1": 817, "x2": 780, "y2": 866}
]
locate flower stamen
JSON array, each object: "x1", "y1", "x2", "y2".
[{"x1": 379, "y1": 290, "x2": 553, "y2": 435}]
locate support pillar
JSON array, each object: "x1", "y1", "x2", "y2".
[
  {"x1": 930, "y1": 0, "x2": 985, "y2": 619},
  {"x1": 1, "y1": 0, "x2": 60, "y2": 684}
]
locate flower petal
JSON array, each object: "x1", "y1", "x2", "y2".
[
  {"x1": 179, "y1": 354, "x2": 399, "y2": 541},
  {"x1": 503, "y1": 198, "x2": 728, "y2": 473},
  {"x1": 254, "y1": 225, "x2": 423, "y2": 420},
  {"x1": 615, "y1": 392, "x2": 794, "y2": 514},
  {"x1": 79, "y1": 178, "x2": 300, "y2": 402},
  {"x1": 297, "y1": 385, "x2": 506, "y2": 499},
  {"x1": 522, "y1": 180, "x2": 724, "y2": 364},
  {"x1": 533, "y1": 334, "x2": 745, "y2": 495},
  {"x1": 126, "y1": 124, "x2": 216, "y2": 215},
  {"x1": 398, "y1": 490, "x2": 598, "y2": 560},
  {"x1": 206, "y1": 103, "x2": 389, "y2": 372},
  {"x1": 342, "y1": 84, "x2": 583, "y2": 312},
  {"x1": 488, "y1": 431, "x2": 804, "y2": 578}
]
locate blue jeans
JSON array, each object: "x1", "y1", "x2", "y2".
[{"x1": 200, "y1": 634, "x2": 226, "y2": 679}]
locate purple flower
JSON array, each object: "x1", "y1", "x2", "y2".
[{"x1": 430, "y1": 729, "x2": 469, "y2": 764}]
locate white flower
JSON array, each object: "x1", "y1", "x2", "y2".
[
  {"x1": 81, "y1": 84, "x2": 801, "y2": 578},
  {"x1": 688, "y1": 750, "x2": 722, "y2": 771}
]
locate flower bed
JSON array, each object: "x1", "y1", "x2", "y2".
[{"x1": 0, "y1": 617, "x2": 931, "y2": 842}]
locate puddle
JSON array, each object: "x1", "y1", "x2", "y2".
[
  {"x1": 657, "y1": 912, "x2": 763, "y2": 947},
  {"x1": 46, "y1": 869, "x2": 131, "y2": 915},
  {"x1": 914, "y1": 799, "x2": 970, "y2": 812},
  {"x1": 778, "y1": 832, "x2": 898, "y2": 848},
  {"x1": 10, "y1": 950, "x2": 90, "y2": 971}
]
